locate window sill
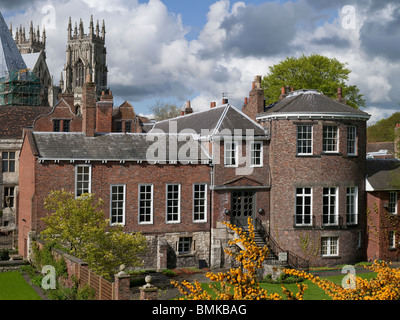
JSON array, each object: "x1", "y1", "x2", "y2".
[
  {"x1": 177, "y1": 253, "x2": 195, "y2": 258},
  {"x1": 295, "y1": 155, "x2": 320, "y2": 158}
]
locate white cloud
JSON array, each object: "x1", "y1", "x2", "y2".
[{"x1": 3, "y1": 0, "x2": 400, "y2": 120}]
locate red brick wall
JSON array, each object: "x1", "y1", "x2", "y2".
[
  {"x1": 30, "y1": 161, "x2": 211, "y2": 235},
  {"x1": 367, "y1": 191, "x2": 400, "y2": 262},
  {"x1": 18, "y1": 133, "x2": 37, "y2": 257}
]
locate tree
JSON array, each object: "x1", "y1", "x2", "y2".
[
  {"x1": 149, "y1": 100, "x2": 182, "y2": 121},
  {"x1": 262, "y1": 54, "x2": 366, "y2": 109},
  {"x1": 41, "y1": 190, "x2": 147, "y2": 280}
]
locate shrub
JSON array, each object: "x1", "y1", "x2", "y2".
[{"x1": 0, "y1": 249, "x2": 9, "y2": 261}]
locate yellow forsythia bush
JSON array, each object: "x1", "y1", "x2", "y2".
[
  {"x1": 172, "y1": 218, "x2": 307, "y2": 300},
  {"x1": 284, "y1": 260, "x2": 400, "y2": 300}
]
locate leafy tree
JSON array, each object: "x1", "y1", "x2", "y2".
[
  {"x1": 262, "y1": 54, "x2": 366, "y2": 109},
  {"x1": 367, "y1": 112, "x2": 400, "y2": 142},
  {"x1": 149, "y1": 100, "x2": 182, "y2": 121},
  {"x1": 41, "y1": 190, "x2": 147, "y2": 280}
]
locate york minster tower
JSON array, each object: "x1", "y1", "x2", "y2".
[{"x1": 61, "y1": 15, "x2": 108, "y2": 109}]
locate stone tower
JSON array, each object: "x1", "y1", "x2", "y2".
[
  {"x1": 62, "y1": 15, "x2": 108, "y2": 108},
  {"x1": 11, "y1": 21, "x2": 46, "y2": 54}
]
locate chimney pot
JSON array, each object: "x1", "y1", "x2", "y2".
[
  {"x1": 181, "y1": 111, "x2": 184, "y2": 116},
  {"x1": 244, "y1": 97, "x2": 248, "y2": 105},
  {"x1": 337, "y1": 87, "x2": 342, "y2": 99},
  {"x1": 281, "y1": 86, "x2": 285, "y2": 95},
  {"x1": 222, "y1": 98, "x2": 228, "y2": 105},
  {"x1": 210, "y1": 102, "x2": 216, "y2": 108}
]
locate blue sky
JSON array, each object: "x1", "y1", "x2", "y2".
[{"x1": 0, "y1": 0, "x2": 399, "y2": 123}]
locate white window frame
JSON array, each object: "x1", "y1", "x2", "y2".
[
  {"x1": 193, "y1": 183, "x2": 207, "y2": 223},
  {"x1": 295, "y1": 187, "x2": 313, "y2": 226},
  {"x1": 110, "y1": 184, "x2": 126, "y2": 226},
  {"x1": 321, "y1": 236, "x2": 339, "y2": 257},
  {"x1": 346, "y1": 186, "x2": 358, "y2": 225},
  {"x1": 75, "y1": 165, "x2": 91, "y2": 197},
  {"x1": 323, "y1": 187, "x2": 338, "y2": 226},
  {"x1": 297, "y1": 125, "x2": 313, "y2": 155},
  {"x1": 347, "y1": 126, "x2": 357, "y2": 156},
  {"x1": 389, "y1": 192, "x2": 398, "y2": 215},
  {"x1": 323, "y1": 125, "x2": 339, "y2": 153},
  {"x1": 224, "y1": 140, "x2": 238, "y2": 167},
  {"x1": 138, "y1": 184, "x2": 153, "y2": 224},
  {"x1": 250, "y1": 141, "x2": 263, "y2": 167},
  {"x1": 166, "y1": 184, "x2": 181, "y2": 223},
  {"x1": 389, "y1": 231, "x2": 396, "y2": 249}
]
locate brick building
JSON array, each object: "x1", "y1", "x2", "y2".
[
  {"x1": 21, "y1": 73, "x2": 400, "y2": 269},
  {"x1": 18, "y1": 76, "x2": 271, "y2": 269}
]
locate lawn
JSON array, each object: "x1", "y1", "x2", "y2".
[
  {"x1": 0, "y1": 271, "x2": 42, "y2": 300},
  {"x1": 260, "y1": 272, "x2": 377, "y2": 300},
  {"x1": 197, "y1": 272, "x2": 377, "y2": 300}
]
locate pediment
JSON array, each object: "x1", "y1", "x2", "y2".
[{"x1": 223, "y1": 176, "x2": 264, "y2": 187}]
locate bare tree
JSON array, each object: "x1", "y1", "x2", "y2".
[{"x1": 149, "y1": 100, "x2": 181, "y2": 121}]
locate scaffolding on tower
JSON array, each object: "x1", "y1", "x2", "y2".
[{"x1": 0, "y1": 68, "x2": 42, "y2": 106}]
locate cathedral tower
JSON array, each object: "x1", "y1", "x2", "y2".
[{"x1": 62, "y1": 15, "x2": 108, "y2": 107}]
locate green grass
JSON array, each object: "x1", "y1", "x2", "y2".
[
  {"x1": 0, "y1": 271, "x2": 42, "y2": 300},
  {"x1": 193, "y1": 272, "x2": 377, "y2": 300},
  {"x1": 259, "y1": 272, "x2": 377, "y2": 300}
]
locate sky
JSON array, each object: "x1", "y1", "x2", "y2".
[{"x1": 1, "y1": 0, "x2": 399, "y2": 124}]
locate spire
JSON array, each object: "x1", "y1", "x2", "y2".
[
  {"x1": 101, "y1": 19, "x2": 105, "y2": 39},
  {"x1": 96, "y1": 20, "x2": 99, "y2": 37},
  {"x1": 42, "y1": 26, "x2": 46, "y2": 45},
  {"x1": 67, "y1": 17, "x2": 72, "y2": 39},
  {"x1": 74, "y1": 21, "x2": 77, "y2": 37},
  {"x1": 0, "y1": 12, "x2": 28, "y2": 77},
  {"x1": 89, "y1": 15, "x2": 94, "y2": 35},
  {"x1": 29, "y1": 21, "x2": 34, "y2": 41},
  {"x1": 79, "y1": 19, "x2": 84, "y2": 38}
]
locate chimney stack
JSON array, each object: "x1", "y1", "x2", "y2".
[
  {"x1": 222, "y1": 98, "x2": 228, "y2": 105},
  {"x1": 96, "y1": 90, "x2": 113, "y2": 133},
  {"x1": 82, "y1": 74, "x2": 96, "y2": 137},
  {"x1": 335, "y1": 87, "x2": 347, "y2": 104},
  {"x1": 242, "y1": 75, "x2": 265, "y2": 121},
  {"x1": 184, "y1": 100, "x2": 193, "y2": 114}
]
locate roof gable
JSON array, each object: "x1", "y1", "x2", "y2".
[{"x1": 151, "y1": 105, "x2": 267, "y2": 137}]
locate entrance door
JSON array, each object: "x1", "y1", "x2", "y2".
[{"x1": 231, "y1": 190, "x2": 254, "y2": 229}]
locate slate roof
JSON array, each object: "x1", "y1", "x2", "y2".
[
  {"x1": 257, "y1": 90, "x2": 370, "y2": 119},
  {"x1": 30, "y1": 132, "x2": 211, "y2": 163},
  {"x1": 0, "y1": 12, "x2": 28, "y2": 78},
  {"x1": 366, "y1": 159, "x2": 400, "y2": 191},
  {"x1": 0, "y1": 106, "x2": 51, "y2": 138},
  {"x1": 150, "y1": 104, "x2": 266, "y2": 137}
]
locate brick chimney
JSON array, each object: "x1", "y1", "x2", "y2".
[
  {"x1": 336, "y1": 87, "x2": 347, "y2": 104},
  {"x1": 184, "y1": 100, "x2": 193, "y2": 114},
  {"x1": 82, "y1": 74, "x2": 96, "y2": 137},
  {"x1": 96, "y1": 90, "x2": 113, "y2": 133},
  {"x1": 242, "y1": 75, "x2": 265, "y2": 121},
  {"x1": 210, "y1": 102, "x2": 216, "y2": 108}
]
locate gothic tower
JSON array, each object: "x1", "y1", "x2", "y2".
[
  {"x1": 11, "y1": 21, "x2": 46, "y2": 54},
  {"x1": 62, "y1": 15, "x2": 108, "y2": 107}
]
